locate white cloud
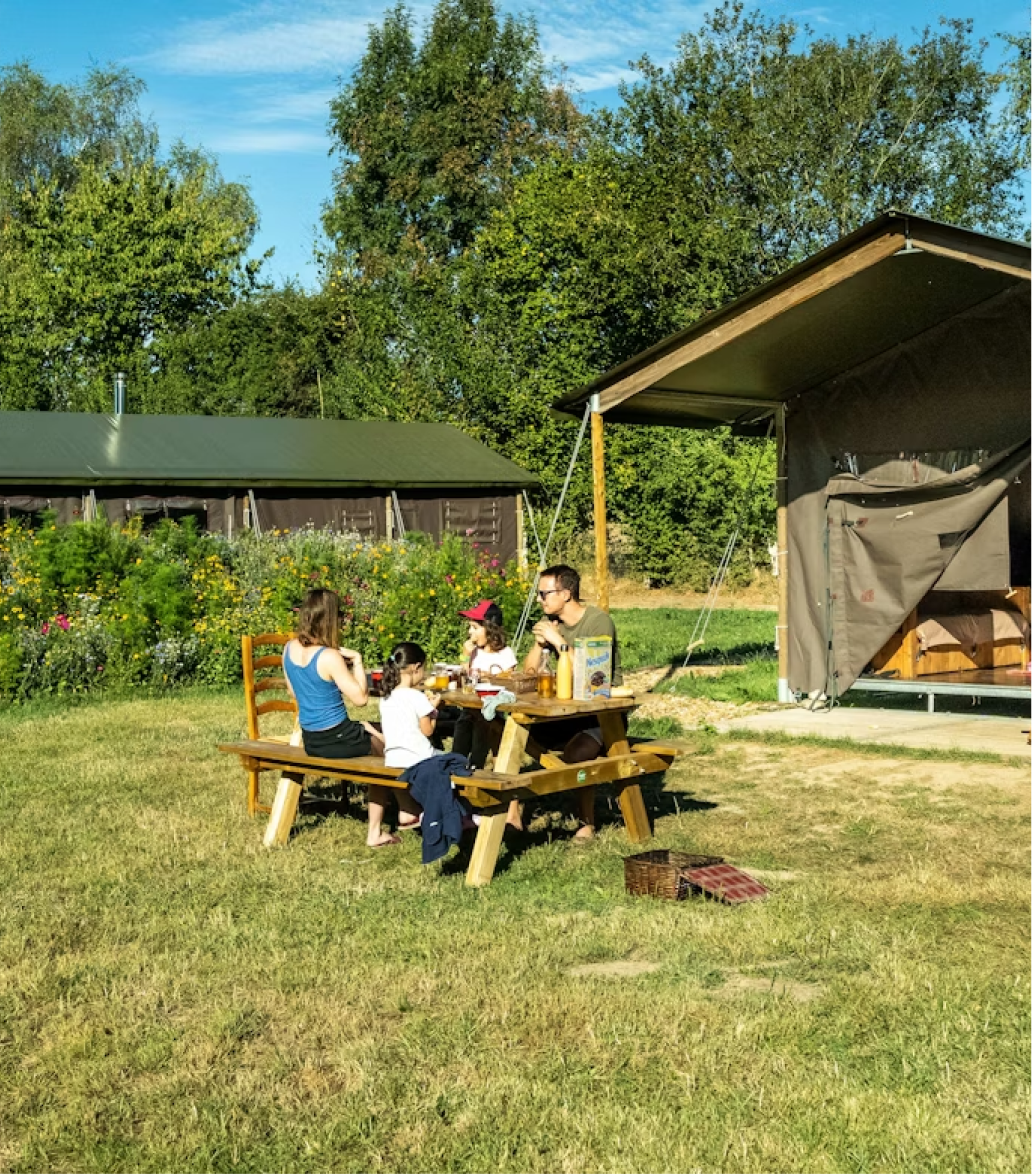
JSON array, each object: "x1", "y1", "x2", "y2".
[
  {"x1": 241, "y1": 85, "x2": 338, "y2": 123},
  {"x1": 208, "y1": 129, "x2": 327, "y2": 153},
  {"x1": 142, "y1": 2, "x2": 435, "y2": 77}
]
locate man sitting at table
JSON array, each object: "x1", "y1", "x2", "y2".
[{"x1": 522, "y1": 563, "x2": 623, "y2": 840}]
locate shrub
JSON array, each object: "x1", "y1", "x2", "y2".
[{"x1": 0, "y1": 520, "x2": 530, "y2": 701}]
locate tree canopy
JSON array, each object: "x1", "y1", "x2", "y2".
[{"x1": 0, "y1": 63, "x2": 261, "y2": 412}]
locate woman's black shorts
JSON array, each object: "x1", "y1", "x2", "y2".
[{"x1": 302, "y1": 720, "x2": 372, "y2": 758}]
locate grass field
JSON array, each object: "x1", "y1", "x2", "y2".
[
  {"x1": 1, "y1": 690, "x2": 1028, "y2": 1173},
  {"x1": 615, "y1": 607, "x2": 777, "y2": 706}
]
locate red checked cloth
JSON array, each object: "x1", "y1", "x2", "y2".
[{"x1": 683, "y1": 864, "x2": 769, "y2": 904}]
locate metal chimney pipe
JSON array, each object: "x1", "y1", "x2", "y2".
[{"x1": 114, "y1": 372, "x2": 126, "y2": 415}]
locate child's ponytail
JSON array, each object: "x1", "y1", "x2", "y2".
[{"x1": 381, "y1": 641, "x2": 427, "y2": 698}]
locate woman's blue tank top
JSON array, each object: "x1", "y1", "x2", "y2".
[{"x1": 283, "y1": 644, "x2": 348, "y2": 732}]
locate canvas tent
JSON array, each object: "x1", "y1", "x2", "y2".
[
  {"x1": 0, "y1": 412, "x2": 535, "y2": 563},
  {"x1": 555, "y1": 212, "x2": 1030, "y2": 702}
]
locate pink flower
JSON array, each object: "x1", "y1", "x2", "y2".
[
  {"x1": 40, "y1": 622, "x2": 50, "y2": 636},
  {"x1": 56, "y1": 614, "x2": 69, "y2": 630},
  {"x1": 490, "y1": 558, "x2": 499, "y2": 568}
]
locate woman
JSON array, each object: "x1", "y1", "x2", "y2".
[{"x1": 282, "y1": 589, "x2": 419, "y2": 847}]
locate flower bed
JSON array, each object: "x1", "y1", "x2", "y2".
[{"x1": 0, "y1": 517, "x2": 529, "y2": 699}]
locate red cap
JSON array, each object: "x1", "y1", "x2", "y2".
[{"x1": 458, "y1": 599, "x2": 503, "y2": 625}]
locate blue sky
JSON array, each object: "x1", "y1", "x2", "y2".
[{"x1": 2, "y1": 1, "x2": 1025, "y2": 287}]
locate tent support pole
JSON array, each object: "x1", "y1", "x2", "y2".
[
  {"x1": 776, "y1": 404, "x2": 790, "y2": 702},
  {"x1": 591, "y1": 394, "x2": 609, "y2": 612}
]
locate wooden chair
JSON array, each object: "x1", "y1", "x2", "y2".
[{"x1": 241, "y1": 633, "x2": 299, "y2": 816}]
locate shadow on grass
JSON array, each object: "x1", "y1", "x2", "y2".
[{"x1": 441, "y1": 772, "x2": 719, "y2": 880}]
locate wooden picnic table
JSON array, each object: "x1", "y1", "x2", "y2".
[{"x1": 440, "y1": 691, "x2": 650, "y2": 885}]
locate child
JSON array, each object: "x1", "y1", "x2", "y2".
[
  {"x1": 453, "y1": 602, "x2": 522, "y2": 828},
  {"x1": 283, "y1": 589, "x2": 416, "y2": 848},
  {"x1": 379, "y1": 642, "x2": 442, "y2": 770},
  {"x1": 460, "y1": 600, "x2": 517, "y2": 679}
]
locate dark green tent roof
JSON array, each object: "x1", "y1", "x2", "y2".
[{"x1": 0, "y1": 412, "x2": 536, "y2": 490}]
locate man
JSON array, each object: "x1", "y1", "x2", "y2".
[{"x1": 523, "y1": 564, "x2": 623, "y2": 839}]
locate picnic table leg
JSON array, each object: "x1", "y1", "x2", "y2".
[
  {"x1": 465, "y1": 806, "x2": 508, "y2": 887},
  {"x1": 464, "y1": 717, "x2": 528, "y2": 886},
  {"x1": 615, "y1": 781, "x2": 652, "y2": 843},
  {"x1": 600, "y1": 711, "x2": 651, "y2": 842},
  {"x1": 264, "y1": 771, "x2": 304, "y2": 848}
]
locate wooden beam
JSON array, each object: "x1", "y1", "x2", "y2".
[
  {"x1": 591, "y1": 406, "x2": 609, "y2": 611},
  {"x1": 909, "y1": 239, "x2": 1031, "y2": 281},
  {"x1": 776, "y1": 405, "x2": 790, "y2": 703},
  {"x1": 598, "y1": 232, "x2": 906, "y2": 415}
]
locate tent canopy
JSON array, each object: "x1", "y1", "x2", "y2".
[
  {"x1": 0, "y1": 412, "x2": 536, "y2": 490},
  {"x1": 555, "y1": 211, "x2": 1030, "y2": 431}
]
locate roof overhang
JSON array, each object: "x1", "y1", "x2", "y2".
[{"x1": 555, "y1": 212, "x2": 1031, "y2": 430}]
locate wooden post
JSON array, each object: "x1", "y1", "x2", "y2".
[
  {"x1": 515, "y1": 494, "x2": 527, "y2": 572},
  {"x1": 776, "y1": 405, "x2": 790, "y2": 703},
  {"x1": 263, "y1": 772, "x2": 304, "y2": 847},
  {"x1": 385, "y1": 495, "x2": 394, "y2": 541},
  {"x1": 591, "y1": 396, "x2": 609, "y2": 612}
]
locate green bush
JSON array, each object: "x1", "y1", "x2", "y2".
[{"x1": 0, "y1": 519, "x2": 529, "y2": 701}]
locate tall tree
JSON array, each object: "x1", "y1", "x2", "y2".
[
  {"x1": 321, "y1": 0, "x2": 580, "y2": 425},
  {"x1": 0, "y1": 64, "x2": 261, "y2": 412}
]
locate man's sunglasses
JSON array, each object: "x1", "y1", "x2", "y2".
[{"x1": 537, "y1": 587, "x2": 564, "y2": 599}]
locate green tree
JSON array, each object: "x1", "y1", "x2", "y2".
[
  {"x1": 150, "y1": 286, "x2": 340, "y2": 418},
  {"x1": 0, "y1": 64, "x2": 261, "y2": 412},
  {"x1": 320, "y1": 0, "x2": 580, "y2": 426}
]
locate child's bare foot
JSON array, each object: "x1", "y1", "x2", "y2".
[
  {"x1": 367, "y1": 833, "x2": 401, "y2": 848},
  {"x1": 572, "y1": 824, "x2": 595, "y2": 841}
]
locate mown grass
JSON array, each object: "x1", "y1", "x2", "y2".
[
  {"x1": 1, "y1": 691, "x2": 1029, "y2": 1173},
  {"x1": 614, "y1": 608, "x2": 776, "y2": 673},
  {"x1": 615, "y1": 607, "x2": 777, "y2": 705}
]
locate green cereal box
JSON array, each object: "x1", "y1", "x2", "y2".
[{"x1": 573, "y1": 636, "x2": 612, "y2": 700}]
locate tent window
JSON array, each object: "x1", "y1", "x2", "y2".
[
  {"x1": 340, "y1": 505, "x2": 378, "y2": 537},
  {"x1": 4, "y1": 497, "x2": 50, "y2": 526},
  {"x1": 127, "y1": 497, "x2": 208, "y2": 530}
]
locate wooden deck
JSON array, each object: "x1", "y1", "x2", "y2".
[{"x1": 853, "y1": 665, "x2": 1030, "y2": 710}]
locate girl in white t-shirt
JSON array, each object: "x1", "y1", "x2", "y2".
[
  {"x1": 454, "y1": 601, "x2": 518, "y2": 783},
  {"x1": 459, "y1": 600, "x2": 518, "y2": 679},
  {"x1": 379, "y1": 642, "x2": 442, "y2": 771}
]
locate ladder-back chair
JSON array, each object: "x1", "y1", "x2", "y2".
[{"x1": 241, "y1": 633, "x2": 300, "y2": 815}]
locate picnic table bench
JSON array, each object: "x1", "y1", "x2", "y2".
[{"x1": 218, "y1": 634, "x2": 678, "y2": 886}]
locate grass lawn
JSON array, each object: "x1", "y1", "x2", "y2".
[
  {"x1": 1, "y1": 691, "x2": 1028, "y2": 1173},
  {"x1": 615, "y1": 607, "x2": 778, "y2": 706}
]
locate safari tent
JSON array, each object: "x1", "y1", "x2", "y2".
[{"x1": 556, "y1": 211, "x2": 1030, "y2": 705}]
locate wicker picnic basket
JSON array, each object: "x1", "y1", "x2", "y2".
[{"x1": 624, "y1": 849, "x2": 725, "y2": 901}]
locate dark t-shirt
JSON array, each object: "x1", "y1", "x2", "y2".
[{"x1": 557, "y1": 604, "x2": 622, "y2": 685}]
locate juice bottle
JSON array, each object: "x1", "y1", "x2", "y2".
[{"x1": 556, "y1": 643, "x2": 573, "y2": 701}]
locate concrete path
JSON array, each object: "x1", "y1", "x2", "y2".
[{"x1": 720, "y1": 705, "x2": 1030, "y2": 758}]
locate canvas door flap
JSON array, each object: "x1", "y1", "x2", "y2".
[
  {"x1": 828, "y1": 469, "x2": 1018, "y2": 693},
  {"x1": 935, "y1": 495, "x2": 1010, "y2": 590},
  {"x1": 825, "y1": 442, "x2": 1029, "y2": 693}
]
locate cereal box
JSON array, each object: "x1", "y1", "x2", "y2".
[{"x1": 573, "y1": 636, "x2": 612, "y2": 700}]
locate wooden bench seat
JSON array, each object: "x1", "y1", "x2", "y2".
[{"x1": 217, "y1": 737, "x2": 678, "y2": 882}]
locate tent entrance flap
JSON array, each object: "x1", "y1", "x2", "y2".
[{"x1": 824, "y1": 443, "x2": 1030, "y2": 696}]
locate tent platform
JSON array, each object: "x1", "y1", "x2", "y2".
[{"x1": 852, "y1": 668, "x2": 1030, "y2": 712}]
